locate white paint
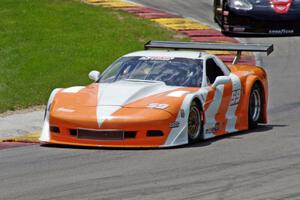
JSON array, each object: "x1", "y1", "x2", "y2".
[
  {"x1": 201, "y1": 54, "x2": 231, "y2": 139},
  {"x1": 56, "y1": 108, "x2": 75, "y2": 113},
  {"x1": 162, "y1": 93, "x2": 193, "y2": 147},
  {"x1": 124, "y1": 50, "x2": 207, "y2": 59},
  {"x1": 147, "y1": 103, "x2": 169, "y2": 109},
  {"x1": 167, "y1": 91, "x2": 190, "y2": 97},
  {"x1": 203, "y1": 85, "x2": 224, "y2": 139},
  {"x1": 39, "y1": 88, "x2": 61, "y2": 142},
  {"x1": 62, "y1": 86, "x2": 85, "y2": 93},
  {"x1": 96, "y1": 80, "x2": 179, "y2": 128},
  {"x1": 96, "y1": 106, "x2": 122, "y2": 128},
  {"x1": 162, "y1": 88, "x2": 208, "y2": 147},
  {"x1": 97, "y1": 80, "x2": 177, "y2": 107},
  {"x1": 88, "y1": 70, "x2": 101, "y2": 82},
  {"x1": 226, "y1": 73, "x2": 242, "y2": 133}
]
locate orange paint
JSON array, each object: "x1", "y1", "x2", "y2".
[{"x1": 46, "y1": 64, "x2": 268, "y2": 147}]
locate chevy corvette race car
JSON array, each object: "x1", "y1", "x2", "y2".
[
  {"x1": 40, "y1": 41, "x2": 273, "y2": 148},
  {"x1": 214, "y1": 0, "x2": 300, "y2": 35}
]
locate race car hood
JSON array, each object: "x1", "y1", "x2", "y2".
[
  {"x1": 97, "y1": 80, "x2": 177, "y2": 106},
  {"x1": 52, "y1": 80, "x2": 198, "y2": 116},
  {"x1": 53, "y1": 84, "x2": 99, "y2": 107}
]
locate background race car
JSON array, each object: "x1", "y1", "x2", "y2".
[
  {"x1": 214, "y1": 0, "x2": 300, "y2": 35},
  {"x1": 40, "y1": 41, "x2": 273, "y2": 148}
]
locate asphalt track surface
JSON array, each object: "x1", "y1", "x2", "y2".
[{"x1": 1, "y1": 1, "x2": 300, "y2": 200}]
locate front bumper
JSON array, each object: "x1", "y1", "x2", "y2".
[
  {"x1": 46, "y1": 107, "x2": 186, "y2": 148},
  {"x1": 222, "y1": 6, "x2": 300, "y2": 35}
]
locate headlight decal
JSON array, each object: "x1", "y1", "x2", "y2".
[{"x1": 147, "y1": 103, "x2": 169, "y2": 109}]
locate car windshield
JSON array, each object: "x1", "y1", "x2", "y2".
[{"x1": 99, "y1": 56, "x2": 203, "y2": 87}]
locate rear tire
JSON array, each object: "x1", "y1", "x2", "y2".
[
  {"x1": 188, "y1": 101, "x2": 203, "y2": 144},
  {"x1": 248, "y1": 83, "x2": 263, "y2": 129}
]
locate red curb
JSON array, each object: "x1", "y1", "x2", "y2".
[
  {"x1": 137, "y1": 13, "x2": 177, "y2": 19},
  {"x1": 0, "y1": 142, "x2": 36, "y2": 150},
  {"x1": 120, "y1": 7, "x2": 160, "y2": 13},
  {"x1": 120, "y1": 7, "x2": 178, "y2": 18},
  {"x1": 218, "y1": 55, "x2": 256, "y2": 65},
  {"x1": 93, "y1": 1, "x2": 256, "y2": 64}
]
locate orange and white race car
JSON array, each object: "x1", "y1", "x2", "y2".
[{"x1": 40, "y1": 41, "x2": 273, "y2": 148}]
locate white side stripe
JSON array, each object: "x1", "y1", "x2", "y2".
[
  {"x1": 40, "y1": 88, "x2": 61, "y2": 142},
  {"x1": 204, "y1": 85, "x2": 224, "y2": 139},
  {"x1": 226, "y1": 73, "x2": 241, "y2": 133},
  {"x1": 162, "y1": 88, "x2": 208, "y2": 147}
]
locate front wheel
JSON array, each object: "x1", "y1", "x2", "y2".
[
  {"x1": 188, "y1": 101, "x2": 203, "y2": 144},
  {"x1": 248, "y1": 84, "x2": 263, "y2": 128}
]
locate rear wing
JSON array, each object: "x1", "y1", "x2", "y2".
[{"x1": 144, "y1": 41, "x2": 274, "y2": 64}]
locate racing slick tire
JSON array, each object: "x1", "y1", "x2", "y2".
[
  {"x1": 248, "y1": 83, "x2": 263, "y2": 129},
  {"x1": 188, "y1": 101, "x2": 204, "y2": 144}
]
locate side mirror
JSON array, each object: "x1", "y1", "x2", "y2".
[
  {"x1": 212, "y1": 76, "x2": 231, "y2": 88},
  {"x1": 88, "y1": 70, "x2": 101, "y2": 82}
]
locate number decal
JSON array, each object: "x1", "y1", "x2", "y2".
[{"x1": 230, "y1": 89, "x2": 241, "y2": 106}]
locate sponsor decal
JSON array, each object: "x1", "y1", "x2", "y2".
[
  {"x1": 230, "y1": 89, "x2": 241, "y2": 106},
  {"x1": 139, "y1": 56, "x2": 174, "y2": 61},
  {"x1": 180, "y1": 109, "x2": 185, "y2": 118},
  {"x1": 269, "y1": 29, "x2": 294, "y2": 34},
  {"x1": 170, "y1": 121, "x2": 180, "y2": 128},
  {"x1": 233, "y1": 27, "x2": 246, "y2": 32},
  {"x1": 270, "y1": 0, "x2": 292, "y2": 14},
  {"x1": 206, "y1": 123, "x2": 220, "y2": 134}
]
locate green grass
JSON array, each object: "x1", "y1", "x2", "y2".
[{"x1": 0, "y1": 0, "x2": 187, "y2": 113}]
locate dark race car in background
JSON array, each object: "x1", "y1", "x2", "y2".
[{"x1": 214, "y1": 0, "x2": 300, "y2": 35}]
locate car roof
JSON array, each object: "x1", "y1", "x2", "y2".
[{"x1": 124, "y1": 50, "x2": 209, "y2": 59}]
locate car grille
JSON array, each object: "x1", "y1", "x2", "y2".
[{"x1": 77, "y1": 129, "x2": 124, "y2": 141}]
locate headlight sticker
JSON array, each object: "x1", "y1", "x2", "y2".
[
  {"x1": 167, "y1": 91, "x2": 190, "y2": 97},
  {"x1": 57, "y1": 107, "x2": 75, "y2": 113},
  {"x1": 147, "y1": 103, "x2": 169, "y2": 109}
]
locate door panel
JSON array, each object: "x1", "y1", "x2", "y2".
[
  {"x1": 203, "y1": 85, "x2": 223, "y2": 139},
  {"x1": 215, "y1": 82, "x2": 232, "y2": 135},
  {"x1": 203, "y1": 58, "x2": 237, "y2": 139},
  {"x1": 203, "y1": 80, "x2": 232, "y2": 138}
]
